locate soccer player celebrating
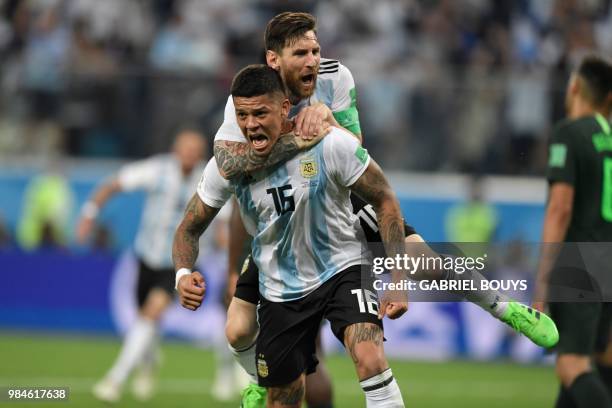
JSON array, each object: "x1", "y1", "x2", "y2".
[
  {"x1": 534, "y1": 56, "x2": 612, "y2": 408},
  {"x1": 76, "y1": 129, "x2": 206, "y2": 403},
  {"x1": 215, "y1": 12, "x2": 404, "y2": 407},
  {"x1": 174, "y1": 65, "x2": 408, "y2": 408},
  {"x1": 214, "y1": 11, "x2": 560, "y2": 407},
  {"x1": 215, "y1": 13, "x2": 558, "y2": 405}
]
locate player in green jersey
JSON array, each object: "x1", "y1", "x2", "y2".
[{"x1": 534, "y1": 55, "x2": 612, "y2": 408}]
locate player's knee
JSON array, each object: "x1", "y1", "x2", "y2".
[
  {"x1": 140, "y1": 289, "x2": 171, "y2": 320},
  {"x1": 226, "y1": 298, "x2": 258, "y2": 348},
  {"x1": 556, "y1": 354, "x2": 592, "y2": 386},
  {"x1": 225, "y1": 318, "x2": 257, "y2": 349},
  {"x1": 356, "y1": 355, "x2": 388, "y2": 380},
  {"x1": 353, "y1": 343, "x2": 388, "y2": 379}
]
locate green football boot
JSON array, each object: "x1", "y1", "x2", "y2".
[
  {"x1": 500, "y1": 301, "x2": 559, "y2": 348},
  {"x1": 240, "y1": 383, "x2": 266, "y2": 408}
]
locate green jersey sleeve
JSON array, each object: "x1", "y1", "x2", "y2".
[
  {"x1": 331, "y1": 64, "x2": 362, "y2": 135},
  {"x1": 547, "y1": 120, "x2": 577, "y2": 186}
]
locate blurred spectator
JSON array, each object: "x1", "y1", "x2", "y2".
[
  {"x1": 453, "y1": 45, "x2": 504, "y2": 173},
  {"x1": 445, "y1": 175, "x2": 498, "y2": 243},
  {"x1": 16, "y1": 159, "x2": 75, "y2": 250},
  {"x1": 149, "y1": 1, "x2": 225, "y2": 73},
  {"x1": 0, "y1": 0, "x2": 608, "y2": 173},
  {"x1": 504, "y1": 63, "x2": 551, "y2": 174},
  {"x1": 63, "y1": 18, "x2": 121, "y2": 157},
  {"x1": 21, "y1": 4, "x2": 69, "y2": 120}
]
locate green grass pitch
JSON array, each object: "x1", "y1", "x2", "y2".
[{"x1": 0, "y1": 332, "x2": 557, "y2": 407}]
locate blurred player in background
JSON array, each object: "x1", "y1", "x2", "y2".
[
  {"x1": 175, "y1": 64, "x2": 408, "y2": 408},
  {"x1": 17, "y1": 157, "x2": 74, "y2": 250},
  {"x1": 534, "y1": 55, "x2": 612, "y2": 408},
  {"x1": 76, "y1": 127, "x2": 206, "y2": 403}
]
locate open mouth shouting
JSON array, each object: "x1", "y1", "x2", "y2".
[
  {"x1": 249, "y1": 133, "x2": 270, "y2": 153},
  {"x1": 300, "y1": 73, "x2": 315, "y2": 90}
]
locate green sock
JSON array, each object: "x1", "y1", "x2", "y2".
[
  {"x1": 568, "y1": 372, "x2": 612, "y2": 408},
  {"x1": 555, "y1": 386, "x2": 577, "y2": 408}
]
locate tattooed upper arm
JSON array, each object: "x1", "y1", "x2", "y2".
[
  {"x1": 184, "y1": 194, "x2": 220, "y2": 234},
  {"x1": 349, "y1": 159, "x2": 393, "y2": 208},
  {"x1": 214, "y1": 140, "x2": 249, "y2": 180}
]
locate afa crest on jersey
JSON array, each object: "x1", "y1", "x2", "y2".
[
  {"x1": 257, "y1": 356, "x2": 269, "y2": 378},
  {"x1": 300, "y1": 157, "x2": 318, "y2": 178}
]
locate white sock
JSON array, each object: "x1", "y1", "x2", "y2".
[
  {"x1": 214, "y1": 338, "x2": 234, "y2": 381},
  {"x1": 482, "y1": 295, "x2": 509, "y2": 319},
  {"x1": 228, "y1": 341, "x2": 257, "y2": 384},
  {"x1": 139, "y1": 327, "x2": 160, "y2": 371},
  {"x1": 107, "y1": 317, "x2": 156, "y2": 384},
  {"x1": 360, "y1": 368, "x2": 404, "y2": 407}
]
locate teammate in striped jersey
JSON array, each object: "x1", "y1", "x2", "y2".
[
  {"x1": 215, "y1": 12, "x2": 386, "y2": 408},
  {"x1": 174, "y1": 64, "x2": 408, "y2": 408},
  {"x1": 76, "y1": 129, "x2": 206, "y2": 403}
]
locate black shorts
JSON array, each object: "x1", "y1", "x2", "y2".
[
  {"x1": 136, "y1": 258, "x2": 175, "y2": 307},
  {"x1": 233, "y1": 194, "x2": 417, "y2": 305},
  {"x1": 255, "y1": 265, "x2": 383, "y2": 387},
  {"x1": 549, "y1": 302, "x2": 612, "y2": 355},
  {"x1": 234, "y1": 255, "x2": 260, "y2": 304}
]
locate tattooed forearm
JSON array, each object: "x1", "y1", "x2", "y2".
[
  {"x1": 214, "y1": 141, "x2": 249, "y2": 180},
  {"x1": 172, "y1": 194, "x2": 219, "y2": 270},
  {"x1": 351, "y1": 160, "x2": 405, "y2": 261},
  {"x1": 214, "y1": 134, "x2": 301, "y2": 180},
  {"x1": 269, "y1": 382, "x2": 305, "y2": 406},
  {"x1": 378, "y1": 203, "x2": 405, "y2": 261},
  {"x1": 344, "y1": 323, "x2": 384, "y2": 364}
]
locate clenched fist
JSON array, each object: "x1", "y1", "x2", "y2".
[{"x1": 177, "y1": 271, "x2": 206, "y2": 311}]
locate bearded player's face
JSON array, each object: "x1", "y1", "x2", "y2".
[{"x1": 273, "y1": 31, "x2": 320, "y2": 100}]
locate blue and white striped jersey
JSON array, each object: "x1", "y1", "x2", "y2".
[
  {"x1": 214, "y1": 58, "x2": 361, "y2": 143},
  {"x1": 117, "y1": 154, "x2": 204, "y2": 269},
  {"x1": 199, "y1": 128, "x2": 371, "y2": 302}
]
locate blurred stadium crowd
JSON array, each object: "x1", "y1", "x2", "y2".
[{"x1": 0, "y1": 0, "x2": 610, "y2": 173}]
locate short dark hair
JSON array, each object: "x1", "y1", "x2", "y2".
[
  {"x1": 577, "y1": 55, "x2": 612, "y2": 107},
  {"x1": 264, "y1": 12, "x2": 316, "y2": 53},
  {"x1": 230, "y1": 64, "x2": 286, "y2": 99}
]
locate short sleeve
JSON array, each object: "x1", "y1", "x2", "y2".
[
  {"x1": 331, "y1": 64, "x2": 361, "y2": 135},
  {"x1": 547, "y1": 122, "x2": 576, "y2": 186},
  {"x1": 213, "y1": 96, "x2": 247, "y2": 143},
  {"x1": 196, "y1": 158, "x2": 233, "y2": 208},
  {"x1": 323, "y1": 128, "x2": 370, "y2": 187},
  {"x1": 117, "y1": 157, "x2": 160, "y2": 191}
]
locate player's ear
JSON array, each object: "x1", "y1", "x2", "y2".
[
  {"x1": 569, "y1": 74, "x2": 580, "y2": 96},
  {"x1": 266, "y1": 50, "x2": 280, "y2": 70},
  {"x1": 280, "y1": 98, "x2": 290, "y2": 118}
]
